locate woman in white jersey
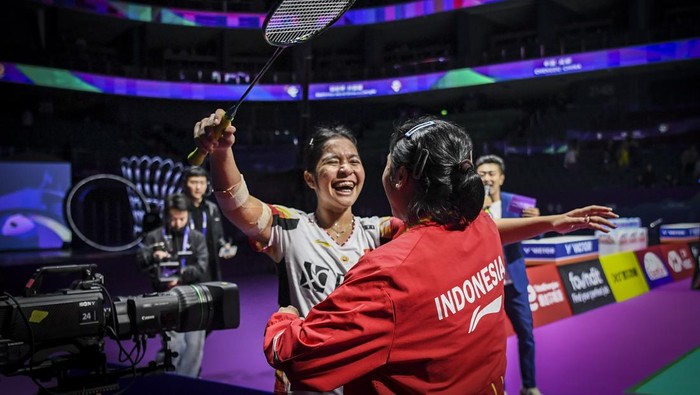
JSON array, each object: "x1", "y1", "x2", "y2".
[{"x1": 193, "y1": 109, "x2": 617, "y2": 394}]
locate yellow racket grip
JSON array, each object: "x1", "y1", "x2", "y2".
[{"x1": 187, "y1": 113, "x2": 232, "y2": 166}]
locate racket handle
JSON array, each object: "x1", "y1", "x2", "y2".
[
  {"x1": 187, "y1": 148, "x2": 208, "y2": 166},
  {"x1": 187, "y1": 114, "x2": 232, "y2": 166}
]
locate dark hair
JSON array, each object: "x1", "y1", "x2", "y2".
[
  {"x1": 302, "y1": 124, "x2": 358, "y2": 173},
  {"x1": 388, "y1": 116, "x2": 484, "y2": 229},
  {"x1": 165, "y1": 193, "x2": 189, "y2": 213},
  {"x1": 474, "y1": 155, "x2": 505, "y2": 174},
  {"x1": 183, "y1": 166, "x2": 209, "y2": 180}
]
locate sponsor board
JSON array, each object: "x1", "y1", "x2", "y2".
[
  {"x1": 522, "y1": 236, "x2": 599, "y2": 266},
  {"x1": 633, "y1": 246, "x2": 674, "y2": 289},
  {"x1": 557, "y1": 259, "x2": 616, "y2": 315},
  {"x1": 660, "y1": 223, "x2": 700, "y2": 243},
  {"x1": 596, "y1": 227, "x2": 648, "y2": 256},
  {"x1": 659, "y1": 243, "x2": 696, "y2": 281},
  {"x1": 525, "y1": 265, "x2": 573, "y2": 327},
  {"x1": 690, "y1": 242, "x2": 700, "y2": 290},
  {"x1": 599, "y1": 251, "x2": 649, "y2": 302}
]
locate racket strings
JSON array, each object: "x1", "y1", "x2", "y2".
[{"x1": 266, "y1": 0, "x2": 352, "y2": 44}]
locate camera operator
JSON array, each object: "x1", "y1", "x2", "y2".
[{"x1": 137, "y1": 193, "x2": 209, "y2": 378}]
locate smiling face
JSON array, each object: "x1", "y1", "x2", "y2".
[
  {"x1": 304, "y1": 137, "x2": 364, "y2": 213},
  {"x1": 476, "y1": 162, "x2": 504, "y2": 200}
]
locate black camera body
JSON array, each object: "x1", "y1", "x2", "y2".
[
  {"x1": 0, "y1": 264, "x2": 240, "y2": 392},
  {"x1": 1, "y1": 288, "x2": 106, "y2": 345}
]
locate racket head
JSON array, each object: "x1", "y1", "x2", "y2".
[{"x1": 263, "y1": 0, "x2": 357, "y2": 47}]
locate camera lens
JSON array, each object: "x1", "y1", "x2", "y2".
[{"x1": 170, "y1": 284, "x2": 214, "y2": 332}]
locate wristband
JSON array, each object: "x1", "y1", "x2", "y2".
[
  {"x1": 214, "y1": 175, "x2": 249, "y2": 210},
  {"x1": 239, "y1": 203, "x2": 272, "y2": 237}
]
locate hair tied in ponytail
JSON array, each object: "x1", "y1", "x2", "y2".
[{"x1": 459, "y1": 159, "x2": 473, "y2": 172}]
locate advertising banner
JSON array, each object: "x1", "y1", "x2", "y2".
[
  {"x1": 690, "y1": 242, "x2": 700, "y2": 290},
  {"x1": 522, "y1": 236, "x2": 599, "y2": 266},
  {"x1": 599, "y1": 251, "x2": 650, "y2": 302},
  {"x1": 659, "y1": 243, "x2": 696, "y2": 281},
  {"x1": 525, "y1": 265, "x2": 573, "y2": 327},
  {"x1": 633, "y1": 246, "x2": 674, "y2": 289},
  {"x1": 596, "y1": 217, "x2": 648, "y2": 256},
  {"x1": 557, "y1": 259, "x2": 615, "y2": 315},
  {"x1": 660, "y1": 223, "x2": 700, "y2": 244}
]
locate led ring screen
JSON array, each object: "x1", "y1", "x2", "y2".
[{"x1": 65, "y1": 174, "x2": 149, "y2": 252}]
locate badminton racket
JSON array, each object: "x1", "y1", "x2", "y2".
[{"x1": 188, "y1": 0, "x2": 357, "y2": 165}]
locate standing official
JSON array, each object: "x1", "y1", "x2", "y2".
[
  {"x1": 182, "y1": 166, "x2": 237, "y2": 282},
  {"x1": 476, "y1": 155, "x2": 542, "y2": 395}
]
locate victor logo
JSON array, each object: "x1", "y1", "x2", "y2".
[
  {"x1": 523, "y1": 246, "x2": 556, "y2": 255},
  {"x1": 564, "y1": 241, "x2": 593, "y2": 255}
]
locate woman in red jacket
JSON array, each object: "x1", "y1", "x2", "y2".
[{"x1": 264, "y1": 117, "x2": 509, "y2": 394}]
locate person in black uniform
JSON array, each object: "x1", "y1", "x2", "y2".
[{"x1": 182, "y1": 166, "x2": 237, "y2": 282}]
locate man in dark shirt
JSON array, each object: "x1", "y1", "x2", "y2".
[{"x1": 182, "y1": 166, "x2": 237, "y2": 282}]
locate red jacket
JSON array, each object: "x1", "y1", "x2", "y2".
[{"x1": 264, "y1": 211, "x2": 507, "y2": 394}]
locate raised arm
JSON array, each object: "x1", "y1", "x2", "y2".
[
  {"x1": 193, "y1": 109, "x2": 272, "y2": 245},
  {"x1": 495, "y1": 205, "x2": 618, "y2": 245}
]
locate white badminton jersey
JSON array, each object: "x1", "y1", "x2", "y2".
[{"x1": 255, "y1": 204, "x2": 397, "y2": 317}]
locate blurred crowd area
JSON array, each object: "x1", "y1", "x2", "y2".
[
  {"x1": 1, "y1": 0, "x2": 698, "y2": 224},
  {"x1": 2, "y1": 64, "x2": 698, "y2": 219},
  {"x1": 3, "y1": 1, "x2": 699, "y2": 84}
]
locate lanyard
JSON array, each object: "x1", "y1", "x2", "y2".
[
  {"x1": 163, "y1": 227, "x2": 191, "y2": 268},
  {"x1": 189, "y1": 209, "x2": 207, "y2": 236}
]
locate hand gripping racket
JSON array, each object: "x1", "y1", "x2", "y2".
[{"x1": 188, "y1": 0, "x2": 357, "y2": 165}]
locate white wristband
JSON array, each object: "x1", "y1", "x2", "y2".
[
  {"x1": 239, "y1": 203, "x2": 272, "y2": 237},
  {"x1": 214, "y1": 175, "x2": 250, "y2": 211}
]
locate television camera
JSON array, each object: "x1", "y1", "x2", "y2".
[{"x1": 0, "y1": 264, "x2": 239, "y2": 394}]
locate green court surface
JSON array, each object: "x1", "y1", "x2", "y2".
[{"x1": 627, "y1": 346, "x2": 700, "y2": 395}]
